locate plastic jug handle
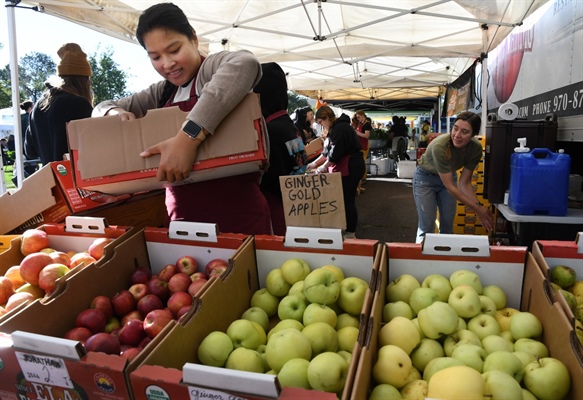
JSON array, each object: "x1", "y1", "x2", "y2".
[{"x1": 530, "y1": 148, "x2": 553, "y2": 158}]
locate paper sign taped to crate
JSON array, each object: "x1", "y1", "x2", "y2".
[{"x1": 280, "y1": 172, "x2": 346, "y2": 229}]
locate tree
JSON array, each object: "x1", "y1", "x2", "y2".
[
  {"x1": 18, "y1": 52, "x2": 56, "y2": 102},
  {"x1": 0, "y1": 65, "x2": 11, "y2": 108},
  {"x1": 287, "y1": 91, "x2": 311, "y2": 115},
  {"x1": 88, "y1": 46, "x2": 130, "y2": 105}
]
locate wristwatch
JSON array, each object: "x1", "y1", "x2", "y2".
[{"x1": 182, "y1": 120, "x2": 206, "y2": 141}]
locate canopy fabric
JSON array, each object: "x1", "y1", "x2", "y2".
[{"x1": 18, "y1": 0, "x2": 549, "y2": 103}]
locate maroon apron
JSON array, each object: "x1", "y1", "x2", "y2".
[{"x1": 163, "y1": 75, "x2": 272, "y2": 235}]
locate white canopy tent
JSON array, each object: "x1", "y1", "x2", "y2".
[{"x1": 4, "y1": 0, "x2": 549, "y2": 188}]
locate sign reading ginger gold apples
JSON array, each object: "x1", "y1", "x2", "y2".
[{"x1": 280, "y1": 172, "x2": 346, "y2": 229}]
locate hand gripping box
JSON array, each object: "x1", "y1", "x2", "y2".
[
  {"x1": 0, "y1": 221, "x2": 249, "y2": 400},
  {"x1": 67, "y1": 93, "x2": 268, "y2": 195},
  {"x1": 130, "y1": 227, "x2": 381, "y2": 400}
]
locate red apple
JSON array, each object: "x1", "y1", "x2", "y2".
[
  {"x1": 84, "y1": 332, "x2": 121, "y2": 355},
  {"x1": 167, "y1": 291, "x2": 193, "y2": 316},
  {"x1": 143, "y1": 309, "x2": 174, "y2": 339},
  {"x1": 64, "y1": 327, "x2": 93, "y2": 344},
  {"x1": 176, "y1": 255, "x2": 197, "y2": 276},
  {"x1": 88, "y1": 237, "x2": 114, "y2": 261},
  {"x1": 138, "y1": 336, "x2": 152, "y2": 349},
  {"x1": 120, "y1": 310, "x2": 142, "y2": 327},
  {"x1": 118, "y1": 319, "x2": 147, "y2": 346},
  {"x1": 121, "y1": 347, "x2": 141, "y2": 361},
  {"x1": 69, "y1": 252, "x2": 97, "y2": 269},
  {"x1": 90, "y1": 295, "x2": 114, "y2": 321},
  {"x1": 190, "y1": 272, "x2": 206, "y2": 281},
  {"x1": 204, "y1": 258, "x2": 228, "y2": 278},
  {"x1": 176, "y1": 306, "x2": 191, "y2": 321},
  {"x1": 4, "y1": 291, "x2": 34, "y2": 312},
  {"x1": 111, "y1": 290, "x2": 136, "y2": 317},
  {"x1": 158, "y1": 264, "x2": 179, "y2": 282},
  {"x1": 19, "y1": 252, "x2": 53, "y2": 285},
  {"x1": 105, "y1": 316, "x2": 121, "y2": 333},
  {"x1": 168, "y1": 272, "x2": 191, "y2": 293},
  {"x1": 187, "y1": 279, "x2": 208, "y2": 297},
  {"x1": 0, "y1": 306, "x2": 6, "y2": 317},
  {"x1": 38, "y1": 263, "x2": 70, "y2": 295},
  {"x1": 49, "y1": 251, "x2": 71, "y2": 268},
  {"x1": 208, "y1": 265, "x2": 227, "y2": 279},
  {"x1": 146, "y1": 276, "x2": 170, "y2": 301},
  {"x1": 75, "y1": 308, "x2": 107, "y2": 334},
  {"x1": 20, "y1": 229, "x2": 50, "y2": 256},
  {"x1": 128, "y1": 283, "x2": 148, "y2": 301},
  {"x1": 40, "y1": 248, "x2": 55, "y2": 254},
  {"x1": 137, "y1": 294, "x2": 164, "y2": 318},
  {"x1": 4, "y1": 265, "x2": 26, "y2": 290},
  {"x1": 130, "y1": 267, "x2": 152, "y2": 285},
  {"x1": 0, "y1": 276, "x2": 15, "y2": 304}
]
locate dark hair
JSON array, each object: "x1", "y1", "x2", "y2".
[
  {"x1": 20, "y1": 101, "x2": 33, "y2": 111},
  {"x1": 454, "y1": 111, "x2": 481, "y2": 136},
  {"x1": 136, "y1": 3, "x2": 195, "y2": 48}
]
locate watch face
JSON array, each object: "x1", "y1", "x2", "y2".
[{"x1": 183, "y1": 121, "x2": 202, "y2": 139}]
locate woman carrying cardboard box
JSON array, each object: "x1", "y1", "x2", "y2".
[{"x1": 92, "y1": 3, "x2": 271, "y2": 235}]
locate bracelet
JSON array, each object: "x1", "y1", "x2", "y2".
[{"x1": 476, "y1": 202, "x2": 483, "y2": 207}]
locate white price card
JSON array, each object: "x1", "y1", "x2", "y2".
[
  {"x1": 188, "y1": 386, "x2": 248, "y2": 400},
  {"x1": 15, "y1": 351, "x2": 73, "y2": 389}
]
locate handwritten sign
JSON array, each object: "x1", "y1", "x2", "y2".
[
  {"x1": 280, "y1": 173, "x2": 346, "y2": 229},
  {"x1": 15, "y1": 351, "x2": 73, "y2": 389}
]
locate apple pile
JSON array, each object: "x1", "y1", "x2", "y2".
[
  {"x1": 64, "y1": 256, "x2": 228, "y2": 361},
  {"x1": 0, "y1": 229, "x2": 112, "y2": 318},
  {"x1": 549, "y1": 265, "x2": 583, "y2": 346},
  {"x1": 196, "y1": 258, "x2": 369, "y2": 396},
  {"x1": 368, "y1": 270, "x2": 572, "y2": 400}
]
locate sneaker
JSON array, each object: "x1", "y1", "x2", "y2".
[{"x1": 344, "y1": 231, "x2": 356, "y2": 239}]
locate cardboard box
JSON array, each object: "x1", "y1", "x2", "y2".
[
  {"x1": 0, "y1": 222, "x2": 249, "y2": 399},
  {"x1": 305, "y1": 137, "x2": 324, "y2": 161},
  {"x1": 0, "y1": 235, "x2": 18, "y2": 255},
  {"x1": 397, "y1": 160, "x2": 416, "y2": 179},
  {"x1": 67, "y1": 93, "x2": 268, "y2": 195},
  {"x1": 130, "y1": 228, "x2": 381, "y2": 400}
]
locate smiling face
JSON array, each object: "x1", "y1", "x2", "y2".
[
  {"x1": 143, "y1": 27, "x2": 201, "y2": 86},
  {"x1": 450, "y1": 119, "x2": 474, "y2": 150}
]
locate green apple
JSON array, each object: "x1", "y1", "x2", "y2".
[
  {"x1": 267, "y1": 319, "x2": 304, "y2": 342},
  {"x1": 447, "y1": 285, "x2": 481, "y2": 318},
  {"x1": 386, "y1": 274, "x2": 420, "y2": 303},
  {"x1": 225, "y1": 347, "x2": 265, "y2": 373},
  {"x1": 427, "y1": 365, "x2": 485, "y2": 400},
  {"x1": 495, "y1": 307, "x2": 520, "y2": 331},
  {"x1": 483, "y1": 351, "x2": 524, "y2": 382},
  {"x1": 368, "y1": 383, "x2": 402, "y2": 400},
  {"x1": 379, "y1": 316, "x2": 420, "y2": 354},
  {"x1": 303, "y1": 303, "x2": 337, "y2": 328},
  {"x1": 307, "y1": 351, "x2": 348, "y2": 394},
  {"x1": 570, "y1": 281, "x2": 583, "y2": 304},
  {"x1": 522, "y1": 388, "x2": 539, "y2": 400},
  {"x1": 265, "y1": 328, "x2": 312, "y2": 373},
  {"x1": 280, "y1": 258, "x2": 311, "y2": 285},
  {"x1": 421, "y1": 273, "x2": 452, "y2": 302},
  {"x1": 399, "y1": 379, "x2": 427, "y2": 399},
  {"x1": 404, "y1": 366, "x2": 422, "y2": 385},
  {"x1": 410, "y1": 338, "x2": 444, "y2": 372},
  {"x1": 482, "y1": 285, "x2": 507, "y2": 309},
  {"x1": 561, "y1": 289, "x2": 578, "y2": 312},
  {"x1": 411, "y1": 318, "x2": 425, "y2": 340},
  {"x1": 423, "y1": 357, "x2": 464, "y2": 382},
  {"x1": 197, "y1": 331, "x2": 234, "y2": 367},
  {"x1": 467, "y1": 314, "x2": 501, "y2": 340},
  {"x1": 303, "y1": 268, "x2": 340, "y2": 305},
  {"x1": 417, "y1": 301, "x2": 458, "y2": 339},
  {"x1": 256, "y1": 344, "x2": 269, "y2": 371},
  {"x1": 337, "y1": 326, "x2": 359, "y2": 353},
  {"x1": 277, "y1": 358, "x2": 311, "y2": 389},
  {"x1": 482, "y1": 370, "x2": 523, "y2": 400},
  {"x1": 513, "y1": 351, "x2": 536, "y2": 369},
  {"x1": 443, "y1": 329, "x2": 482, "y2": 357},
  {"x1": 337, "y1": 276, "x2": 368, "y2": 316},
  {"x1": 408, "y1": 287, "x2": 439, "y2": 314},
  {"x1": 321, "y1": 264, "x2": 345, "y2": 283},
  {"x1": 456, "y1": 317, "x2": 467, "y2": 331},
  {"x1": 337, "y1": 350, "x2": 352, "y2": 363},
  {"x1": 451, "y1": 344, "x2": 487, "y2": 372},
  {"x1": 265, "y1": 268, "x2": 291, "y2": 297},
  {"x1": 449, "y1": 269, "x2": 483, "y2": 294},
  {"x1": 226, "y1": 319, "x2": 266, "y2": 350},
  {"x1": 479, "y1": 295, "x2": 497, "y2": 317},
  {"x1": 383, "y1": 301, "x2": 414, "y2": 322},
  {"x1": 550, "y1": 265, "x2": 576, "y2": 289},
  {"x1": 513, "y1": 338, "x2": 548, "y2": 359},
  {"x1": 373, "y1": 344, "x2": 412, "y2": 389},
  {"x1": 575, "y1": 319, "x2": 583, "y2": 344},
  {"x1": 481, "y1": 334, "x2": 513, "y2": 354},
  {"x1": 277, "y1": 294, "x2": 307, "y2": 322},
  {"x1": 500, "y1": 330, "x2": 514, "y2": 343},
  {"x1": 241, "y1": 306, "x2": 270, "y2": 332},
  {"x1": 336, "y1": 313, "x2": 360, "y2": 330},
  {"x1": 302, "y1": 321, "x2": 339, "y2": 356},
  {"x1": 509, "y1": 312, "x2": 542, "y2": 340},
  {"x1": 523, "y1": 357, "x2": 571, "y2": 400},
  {"x1": 250, "y1": 288, "x2": 280, "y2": 317},
  {"x1": 287, "y1": 280, "x2": 307, "y2": 303}
]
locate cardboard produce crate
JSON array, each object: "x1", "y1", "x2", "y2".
[
  {"x1": 352, "y1": 234, "x2": 582, "y2": 399},
  {"x1": 67, "y1": 93, "x2": 268, "y2": 195},
  {"x1": 130, "y1": 228, "x2": 381, "y2": 400},
  {"x1": 0, "y1": 221, "x2": 248, "y2": 399}
]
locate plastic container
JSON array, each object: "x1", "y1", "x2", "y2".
[{"x1": 508, "y1": 146, "x2": 571, "y2": 216}]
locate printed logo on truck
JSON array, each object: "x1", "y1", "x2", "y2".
[
  {"x1": 94, "y1": 373, "x2": 115, "y2": 394},
  {"x1": 15, "y1": 371, "x2": 89, "y2": 400}
]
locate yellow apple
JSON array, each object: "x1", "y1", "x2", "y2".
[
  {"x1": 302, "y1": 321, "x2": 339, "y2": 356},
  {"x1": 280, "y1": 258, "x2": 311, "y2": 285},
  {"x1": 225, "y1": 347, "x2": 265, "y2": 373},
  {"x1": 378, "y1": 316, "x2": 420, "y2": 354},
  {"x1": 495, "y1": 307, "x2": 520, "y2": 331},
  {"x1": 427, "y1": 365, "x2": 485, "y2": 400},
  {"x1": 321, "y1": 264, "x2": 345, "y2": 282},
  {"x1": 373, "y1": 344, "x2": 412, "y2": 389},
  {"x1": 265, "y1": 268, "x2": 291, "y2": 297},
  {"x1": 337, "y1": 325, "x2": 359, "y2": 353}
]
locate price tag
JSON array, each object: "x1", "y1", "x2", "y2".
[
  {"x1": 15, "y1": 351, "x2": 73, "y2": 389},
  {"x1": 188, "y1": 386, "x2": 248, "y2": 400}
]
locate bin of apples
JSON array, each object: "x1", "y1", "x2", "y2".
[
  {"x1": 64, "y1": 256, "x2": 228, "y2": 361},
  {"x1": 368, "y1": 270, "x2": 571, "y2": 400}
]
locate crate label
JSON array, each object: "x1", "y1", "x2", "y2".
[{"x1": 15, "y1": 351, "x2": 73, "y2": 389}]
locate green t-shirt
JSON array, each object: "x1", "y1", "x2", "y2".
[{"x1": 418, "y1": 133, "x2": 482, "y2": 175}]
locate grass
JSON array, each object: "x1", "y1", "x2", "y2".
[{"x1": 2, "y1": 165, "x2": 16, "y2": 189}]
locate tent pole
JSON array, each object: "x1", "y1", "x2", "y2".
[
  {"x1": 481, "y1": 24, "x2": 489, "y2": 135},
  {"x1": 5, "y1": 0, "x2": 24, "y2": 189}
]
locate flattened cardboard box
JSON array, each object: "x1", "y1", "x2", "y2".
[{"x1": 67, "y1": 93, "x2": 268, "y2": 195}]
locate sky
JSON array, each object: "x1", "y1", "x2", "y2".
[{"x1": 0, "y1": 4, "x2": 162, "y2": 95}]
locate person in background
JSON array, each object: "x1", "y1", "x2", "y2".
[
  {"x1": 253, "y1": 62, "x2": 307, "y2": 236},
  {"x1": 412, "y1": 111, "x2": 494, "y2": 243},
  {"x1": 92, "y1": 2, "x2": 271, "y2": 235},
  {"x1": 20, "y1": 100, "x2": 33, "y2": 141},
  {"x1": 293, "y1": 106, "x2": 316, "y2": 145},
  {"x1": 307, "y1": 105, "x2": 365, "y2": 239},
  {"x1": 0, "y1": 137, "x2": 8, "y2": 166},
  {"x1": 25, "y1": 43, "x2": 93, "y2": 165},
  {"x1": 419, "y1": 119, "x2": 430, "y2": 148},
  {"x1": 354, "y1": 110, "x2": 371, "y2": 195}
]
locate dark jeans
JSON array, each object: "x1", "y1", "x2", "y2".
[{"x1": 343, "y1": 154, "x2": 366, "y2": 232}]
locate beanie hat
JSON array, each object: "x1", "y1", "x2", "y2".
[{"x1": 57, "y1": 43, "x2": 92, "y2": 77}]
